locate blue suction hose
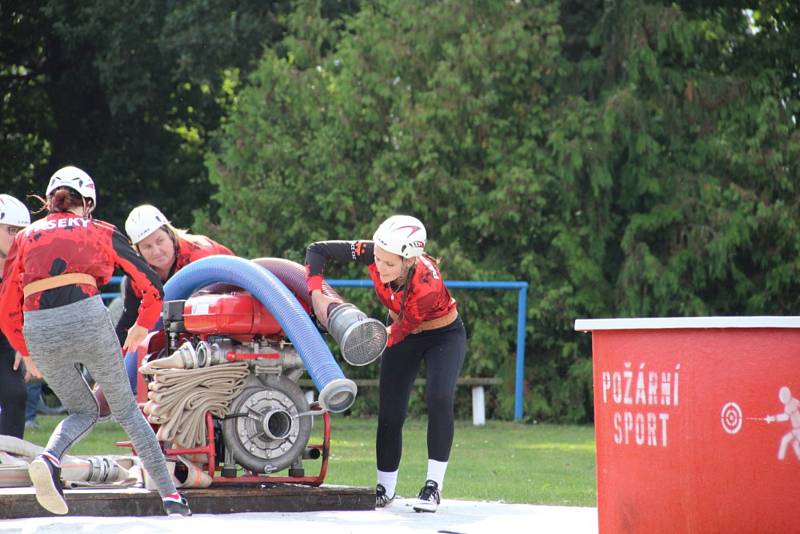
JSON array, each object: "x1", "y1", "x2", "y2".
[{"x1": 162, "y1": 255, "x2": 356, "y2": 412}]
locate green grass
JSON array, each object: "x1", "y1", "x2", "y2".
[
  {"x1": 25, "y1": 415, "x2": 597, "y2": 506},
  {"x1": 25, "y1": 416, "x2": 129, "y2": 456}
]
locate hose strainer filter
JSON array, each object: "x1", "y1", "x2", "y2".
[{"x1": 326, "y1": 303, "x2": 388, "y2": 366}]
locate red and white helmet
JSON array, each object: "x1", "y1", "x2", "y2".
[
  {"x1": 0, "y1": 194, "x2": 31, "y2": 227},
  {"x1": 46, "y1": 166, "x2": 96, "y2": 205},
  {"x1": 125, "y1": 204, "x2": 170, "y2": 244},
  {"x1": 373, "y1": 215, "x2": 426, "y2": 258}
]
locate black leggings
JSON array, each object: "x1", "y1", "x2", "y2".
[
  {"x1": 0, "y1": 341, "x2": 27, "y2": 439},
  {"x1": 376, "y1": 317, "x2": 466, "y2": 472}
]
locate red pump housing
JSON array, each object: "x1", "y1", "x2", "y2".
[{"x1": 183, "y1": 292, "x2": 283, "y2": 336}]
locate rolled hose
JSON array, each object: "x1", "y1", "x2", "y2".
[
  {"x1": 163, "y1": 255, "x2": 356, "y2": 412},
  {"x1": 0, "y1": 435, "x2": 135, "y2": 487}
]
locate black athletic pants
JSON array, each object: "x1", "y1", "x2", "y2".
[
  {"x1": 376, "y1": 317, "x2": 466, "y2": 472},
  {"x1": 0, "y1": 334, "x2": 26, "y2": 438}
]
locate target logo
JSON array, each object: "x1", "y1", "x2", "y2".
[
  {"x1": 720, "y1": 402, "x2": 743, "y2": 434},
  {"x1": 721, "y1": 388, "x2": 800, "y2": 462}
]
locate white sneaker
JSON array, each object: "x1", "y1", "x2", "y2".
[
  {"x1": 412, "y1": 479, "x2": 440, "y2": 513},
  {"x1": 376, "y1": 483, "x2": 395, "y2": 508},
  {"x1": 29, "y1": 455, "x2": 68, "y2": 515}
]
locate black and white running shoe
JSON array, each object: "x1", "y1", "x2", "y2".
[
  {"x1": 413, "y1": 479, "x2": 441, "y2": 513},
  {"x1": 376, "y1": 483, "x2": 395, "y2": 508},
  {"x1": 163, "y1": 494, "x2": 192, "y2": 516},
  {"x1": 29, "y1": 455, "x2": 67, "y2": 515}
]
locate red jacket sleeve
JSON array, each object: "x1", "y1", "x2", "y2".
[
  {"x1": 0, "y1": 237, "x2": 29, "y2": 355},
  {"x1": 108, "y1": 228, "x2": 164, "y2": 330}
]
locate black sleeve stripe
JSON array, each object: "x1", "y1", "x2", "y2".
[
  {"x1": 114, "y1": 275, "x2": 141, "y2": 344},
  {"x1": 110, "y1": 229, "x2": 163, "y2": 297}
]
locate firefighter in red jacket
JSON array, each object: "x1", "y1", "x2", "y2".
[
  {"x1": 0, "y1": 194, "x2": 32, "y2": 439},
  {"x1": 305, "y1": 215, "x2": 466, "y2": 513},
  {"x1": 0, "y1": 166, "x2": 190, "y2": 516},
  {"x1": 114, "y1": 204, "x2": 233, "y2": 392}
]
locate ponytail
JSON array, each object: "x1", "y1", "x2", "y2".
[
  {"x1": 397, "y1": 261, "x2": 417, "y2": 323},
  {"x1": 33, "y1": 187, "x2": 93, "y2": 214}
]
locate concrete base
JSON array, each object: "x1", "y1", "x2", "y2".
[{"x1": 0, "y1": 484, "x2": 374, "y2": 519}]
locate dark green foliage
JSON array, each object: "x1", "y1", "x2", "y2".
[
  {"x1": 1, "y1": 1, "x2": 291, "y2": 226},
  {"x1": 3, "y1": 1, "x2": 799, "y2": 422},
  {"x1": 0, "y1": 2, "x2": 54, "y2": 198},
  {"x1": 204, "y1": 1, "x2": 800, "y2": 422}
]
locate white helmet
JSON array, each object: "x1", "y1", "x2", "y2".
[
  {"x1": 0, "y1": 194, "x2": 31, "y2": 227},
  {"x1": 125, "y1": 204, "x2": 170, "y2": 244},
  {"x1": 373, "y1": 215, "x2": 426, "y2": 258},
  {"x1": 46, "y1": 166, "x2": 97, "y2": 205}
]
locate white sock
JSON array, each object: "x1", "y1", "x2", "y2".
[
  {"x1": 426, "y1": 459, "x2": 448, "y2": 491},
  {"x1": 377, "y1": 469, "x2": 398, "y2": 497}
]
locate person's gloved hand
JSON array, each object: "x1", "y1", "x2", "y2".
[{"x1": 311, "y1": 290, "x2": 343, "y2": 328}]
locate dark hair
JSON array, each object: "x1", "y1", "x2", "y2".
[
  {"x1": 49, "y1": 187, "x2": 85, "y2": 212},
  {"x1": 396, "y1": 254, "x2": 440, "y2": 321},
  {"x1": 33, "y1": 187, "x2": 93, "y2": 214},
  {"x1": 397, "y1": 262, "x2": 417, "y2": 322}
]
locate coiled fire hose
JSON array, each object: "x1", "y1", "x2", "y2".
[
  {"x1": 0, "y1": 435, "x2": 137, "y2": 488},
  {"x1": 140, "y1": 361, "x2": 250, "y2": 449}
]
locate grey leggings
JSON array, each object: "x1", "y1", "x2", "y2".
[{"x1": 23, "y1": 295, "x2": 176, "y2": 497}]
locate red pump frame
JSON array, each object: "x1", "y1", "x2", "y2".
[{"x1": 118, "y1": 331, "x2": 331, "y2": 486}]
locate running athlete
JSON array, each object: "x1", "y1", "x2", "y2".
[
  {"x1": 0, "y1": 167, "x2": 190, "y2": 516},
  {"x1": 115, "y1": 204, "x2": 233, "y2": 392},
  {"x1": 0, "y1": 194, "x2": 33, "y2": 439},
  {"x1": 305, "y1": 215, "x2": 466, "y2": 513}
]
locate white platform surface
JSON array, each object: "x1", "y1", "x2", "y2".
[{"x1": 0, "y1": 498, "x2": 598, "y2": 534}]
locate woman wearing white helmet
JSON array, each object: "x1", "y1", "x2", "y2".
[
  {"x1": 115, "y1": 204, "x2": 233, "y2": 393},
  {"x1": 305, "y1": 215, "x2": 466, "y2": 513},
  {"x1": 0, "y1": 167, "x2": 190, "y2": 516},
  {"x1": 0, "y1": 194, "x2": 32, "y2": 439}
]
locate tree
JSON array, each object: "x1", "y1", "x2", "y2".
[
  {"x1": 0, "y1": 2, "x2": 54, "y2": 200},
  {"x1": 6, "y1": 0, "x2": 798, "y2": 422},
  {"x1": 1, "y1": 0, "x2": 292, "y2": 227},
  {"x1": 205, "y1": 0, "x2": 577, "y2": 418},
  {"x1": 206, "y1": 1, "x2": 800, "y2": 422}
]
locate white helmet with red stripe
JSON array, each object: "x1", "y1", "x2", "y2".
[
  {"x1": 0, "y1": 194, "x2": 31, "y2": 227},
  {"x1": 125, "y1": 204, "x2": 170, "y2": 244},
  {"x1": 373, "y1": 215, "x2": 426, "y2": 258},
  {"x1": 46, "y1": 166, "x2": 97, "y2": 205}
]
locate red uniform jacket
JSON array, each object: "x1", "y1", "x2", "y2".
[
  {"x1": 0, "y1": 213, "x2": 163, "y2": 356},
  {"x1": 115, "y1": 234, "x2": 233, "y2": 342},
  {"x1": 305, "y1": 240, "x2": 456, "y2": 346},
  {"x1": 171, "y1": 235, "x2": 233, "y2": 274}
]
